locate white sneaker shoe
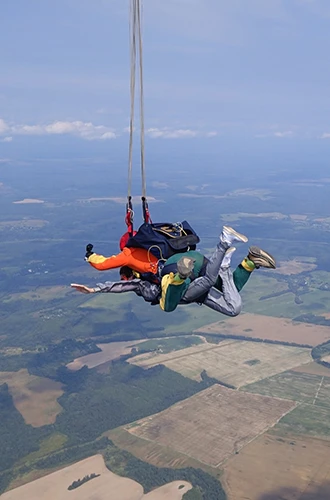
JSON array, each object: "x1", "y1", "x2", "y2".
[
  {"x1": 220, "y1": 226, "x2": 248, "y2": 247},
  {"x1": 221, "y1": 247, "x2": 236, "y2": 269}
]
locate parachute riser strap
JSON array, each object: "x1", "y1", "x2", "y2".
[
  {"x1": 128, "y1": 0, "x2": 137, "y2": 199},
  {"x1": 125, "y1": 196, "x2": 134, "y2": 236},
  {"x1": 136, "y1": 0, "x2": 146, "y2": 199},
  {"x1": 142, "y1": 196, "x2": 151, "y2": 224},
  {"x1": 128, "y1": 0, "x2": 151, "y2": 225}
]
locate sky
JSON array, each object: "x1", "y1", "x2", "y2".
[{"x1": 1, "y1": 0, "x2": 330, "y2": 153}]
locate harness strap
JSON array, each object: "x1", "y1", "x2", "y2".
[
  {"x1": 125, "y1": 196, "x2": 134, "y2": 235},
  {"x1": 142, "y1": 196, "x2": 151, "y2": 224}
]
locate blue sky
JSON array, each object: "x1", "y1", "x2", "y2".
[{"x1": 1, "y1": 0, "x2": 330, "y2": 147}]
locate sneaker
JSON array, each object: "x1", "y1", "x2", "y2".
[
  {"x1": 177, "y1": 256, "x2": 196, "y2": 278},
  {"x1": 248, "y1": 246, "x2": 276, "y2": 269},
  {"x1": 221, "y1": 247, "x2": 236, "y2": 269},
  {"x1": 220, "y1": 226, "x2": 248, "y2": 247}
]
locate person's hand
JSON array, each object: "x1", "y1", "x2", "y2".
[
  {"x1": 71, "y1": 283, "x2": 95, "y2": 294},
  {"x1": 85, "y1": 243, "x2": 94, "y2": 259}
]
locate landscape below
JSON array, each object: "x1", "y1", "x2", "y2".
[{"x1": 2, "y1": 163, "x2": 330, "y2": 499}]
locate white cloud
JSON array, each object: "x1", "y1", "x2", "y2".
[
  {"x1": 256, "y1": 130, "x2": 294, "y2": 138},
  {"x1": 146, "y1": 127, "x2": 217, "y2": 139},
  {"x1": 0, "y1": 119, "x2": 117, "y2": 141},
  {"x1": 152, "y1": 181, "x2": 169, "y2": 189},
  {"x1": 100, "y1": 131, "x2": 116, "y2": 139},
  {"x1": 321, "y1": 133, "x2": 330, "y2": 139},
  {"x1": 0, "y1": 119, "x2": 9, "y2": 134},
  {"x1": 13, "y1": 120, "x2": 117, "y2": 140},
  {"x1": 274, "y1": 130, "x2": 293, "y2": 137},
  {"x1": 0, "y1": 118, "x2": 217, "y2": 142},
  {"x1": 147, "y1": 128, "x2": 197, "y2": 139}
]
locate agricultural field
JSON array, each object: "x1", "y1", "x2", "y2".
[
  {"x1": 223, "y1": 433, "x2": 330, "y2": 500},
  {"x1": 67, "y1": 336, "x2": 204, "y2": 371},
  {"x1": 67, "y1": 340, "x2": 145, "y2": 371},
  {"x1": 1, "y1": 455, "x2": 192, "y2": 500},
  {"x1": 128, "y1": 342, "x2": 214, "y2": 379},
  {"x1": 135, "y1": 335, "x2": 204, "y2": 354},
  {"x1": 195, "y1": 312, "x2": 330, "y2": 346},
  {"x1": 273, "y1": 403, "x2": 330, "y2": 439},
  {"x1": 129, "y1": 339, "x2": 312, "y2": 388},
  {"x1": 108, "y1": 427, "x2": 208, "y2": 471},
  {"x1": 0, "y1": 369, "x2": 63, "y2": 426},
  {"x1": 292, "y1": 361, "x2": 330, "y2": 377},
  {"x1": 238, "y1": 271, "x2": 330, "y2": 319},
  {"x1": 126, "y1": 385, "x2": 296, "y2": 467},
  {"x1": 272, "y1": 258, "x2": 317, "y2": 275},
  {"x1": 243, "y1": 370, "x2": 330, "y2": 408}
]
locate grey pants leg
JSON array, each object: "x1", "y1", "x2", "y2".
[
  {"x1": 202, "y1": 268, "x2": 242, "y2": 317},
  {"x1": 181, "y1": 241, "x2": 227, "y2": 303}
]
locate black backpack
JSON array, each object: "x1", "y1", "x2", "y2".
[{"x1": 126, "y1": 220, "x2": 200, "y2": 260}]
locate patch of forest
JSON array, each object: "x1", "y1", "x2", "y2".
[
  {"x1": 312, "y1": 340, "x2": 330, "y2": 370},
  {"x1": 0, "y1": 384, "x2": 48, "y2": 473},
  {"x1": 68, "y1": 473, "x2": 100, "y2": 490},
  {"x1": 55, "y1": 361, "x2": 216, "y2": 444}
]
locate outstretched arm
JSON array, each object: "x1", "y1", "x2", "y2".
[
  {"x1": 71, "y1": 280, "x2": 143, "y2": 294},
  {"x1": 84, "y1": 244, "x2": 158, "y2": 274},
  {"x1": 86, "y1": 251, "x2": 130, "y2": 271},
  {"x1": 71, "y1": 279, "x2": 160, "y2": 303},
  {"x1": 84, "y1": 243, "x2": 131, "y2": 271}
]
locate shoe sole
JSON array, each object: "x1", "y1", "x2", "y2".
[
  {"x1": 249, "y1": 246, "x2": 276, "y2": 268},
  {"x1": 223, "y1": 226, "x2": 248, "y2": 243}
]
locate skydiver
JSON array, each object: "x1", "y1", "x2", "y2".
[{"x1": 71, "y1": 226, "x2": 276, "y2": 317}]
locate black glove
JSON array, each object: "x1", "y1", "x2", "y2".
[{"x1": 85, "y1": 243, "x2": 94, "y2": 259}]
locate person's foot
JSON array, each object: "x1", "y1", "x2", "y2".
[
  {"x1": 248, "y1": 246, "x2": 276, "y2": 269},
  {"x1": 220, "y1": 226, "x2": 248, "y2": 247},
  {"x1": 221, "y1": 247, "x2": 236, "y2": 269},
  {"x1": 177, "y1": 256, "x2": 196, "y2": 279}
]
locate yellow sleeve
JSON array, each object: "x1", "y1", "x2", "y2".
[{"x1": 159, "y1": 273, "x2": 187, "y2": 311}]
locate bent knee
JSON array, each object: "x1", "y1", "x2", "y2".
[
  {"x1": 228, "y1": 298, "x2": 242, "y2": 317},
  {"x1": 228, "y1": 305, "x2": 241, "y2": 317}
]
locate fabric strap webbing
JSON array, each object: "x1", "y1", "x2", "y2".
[{"x1": 128, "y1": 0, "x2": 146, "y2": 200}]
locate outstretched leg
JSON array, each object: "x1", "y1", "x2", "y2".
[
  {"x1": 203, "y1": 267, "x2": 242, "y2": 317},
  {"x1": 180, "y1": 226, "x2": 247, "y2": 303},
  {"x1": 201, "y1": 244, "x2": 276, "y2": 316},
  {"x1": 214, "y1": 245, "x2": 276, "y2": 293}
]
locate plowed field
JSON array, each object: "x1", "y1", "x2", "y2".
[{"x1": 126, "y1": 385, "x2": 296, "y2": 467}]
